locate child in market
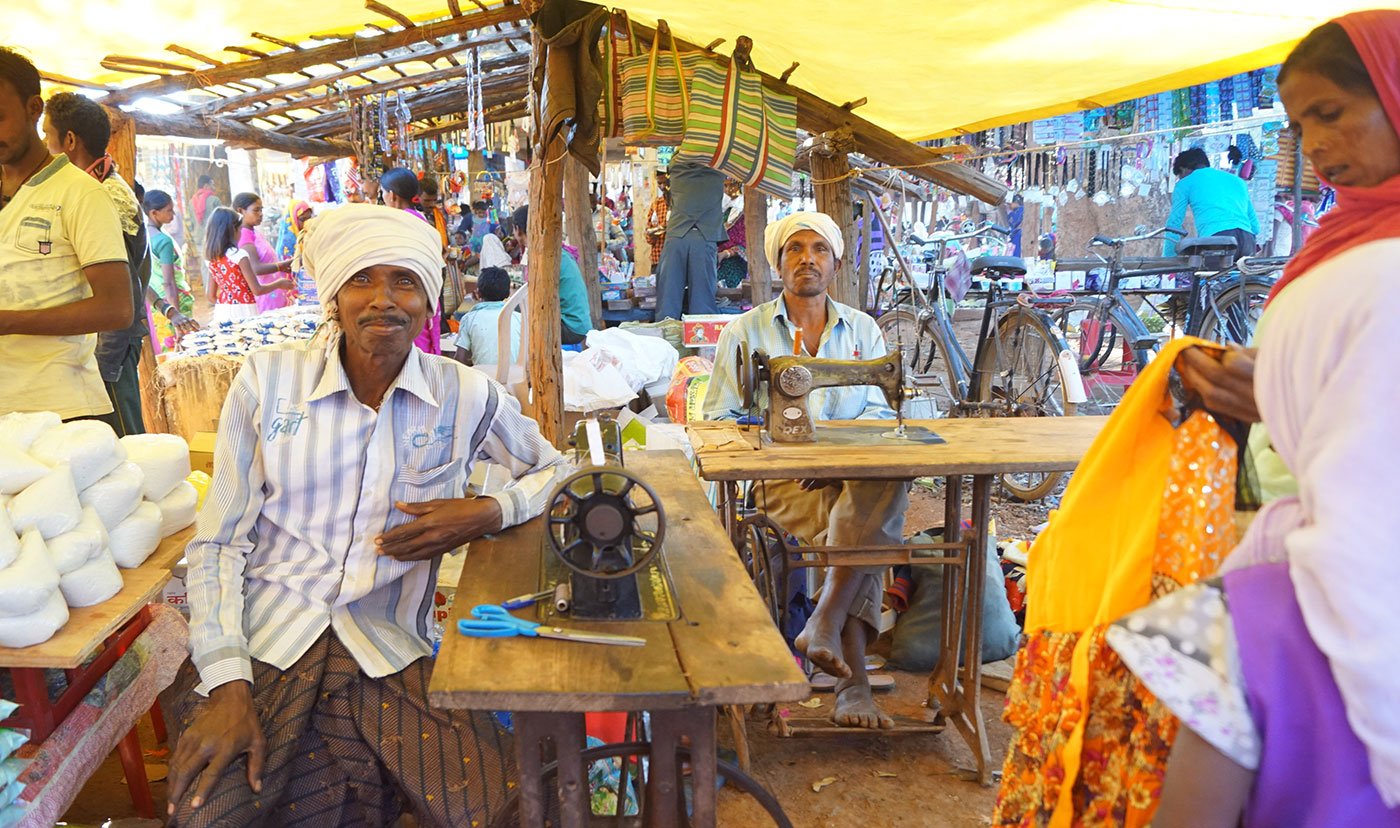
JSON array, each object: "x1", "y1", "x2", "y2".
[
  {"x1": 142, "y1": 189, "x2": 197, "y2": 340},
  {"x1": 203, "y1": 207, "x2": 293, "y2": 325}
]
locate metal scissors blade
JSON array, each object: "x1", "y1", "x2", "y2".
[{"x1": 532, "y1": 626, "x2": 647, "y2": 647}]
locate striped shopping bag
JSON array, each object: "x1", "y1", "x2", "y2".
[
  {"x1": 599, "y1": 12, "x2": 636, "y2": 140},
  {"x1": 674, "y1": 59, "x2": 797, "y2": 199},
  {"x1": 618, "y1": 24, "x2": 701, "y2": 146}
]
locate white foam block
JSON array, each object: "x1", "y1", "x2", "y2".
[
  {"x1": 0, "y1": 590, "x2": 69, "y2": 648},
  {"x1": 30, "y1": 421, "x2": 125, "y2": 490},
  {"x1": 154, "y1": 482, "x2": 198, "y2": 538},
  {"x1": 0, "y1": 511, "x2": 16, "y2": 571},
  {"x1": 109, "y1": 501, "x2": 162, "y2": 569},
  {"x1": 58, "y1": 550, "x2": 123, "y2": 608},
  {"x1": 0, "y1": 447, "x2": 48, "y2": 495},
  {"x1": 79, "y1": 461, "x2": 145, "y2": 530},
  {"x1": 0, "y1": 412, "x2": 61, "y2": 451},
  {"x1": 119, "y1": 434, "x2": 191, "y2": 501},
  {"x1": 0, "y1": 531, "x2": 60, "y2": 618},
  {"x1": 47, "y1": 507, "x2": 110, "y2": 575},
  {"x1": 8, "y1": 464, "x2": 82, "y2": 539}
]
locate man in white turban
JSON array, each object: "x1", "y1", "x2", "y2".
[
  {"x1": 702, "y1": 210, "x2": 907, "y2": 730},
  {"x1": 165, "y1": 203, "x2": 563, "y2": 827}
]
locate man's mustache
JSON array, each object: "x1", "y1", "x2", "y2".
[{"x1": 358, "y1": 313, "x2": 410, "y2": 327}]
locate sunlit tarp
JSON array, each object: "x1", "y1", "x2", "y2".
[{"x1": 7, "y1": 0, "x2": 1396, "y2": 138}]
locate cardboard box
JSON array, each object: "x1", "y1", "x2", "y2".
[
  {"x1": 606, "y1": 299, "x2": 634, "y2": 311},
  {"x1": 681, "y1": 314, "x2": 734, "y2": 347},
  {"x1": 189, "y1": 431, "x2": 217, "y2": 476},
  {"x1": 601, "y1": 288, "x2": 628, "y2": 301}
]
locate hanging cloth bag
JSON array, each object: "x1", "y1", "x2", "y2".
[
  {"x1": 992, "y1": 337, "x2": 1240, "y2": 828},
  {"x1": 672, "y1": 58, "x2": 798, "y2": 199},
  {"x1": 599, "y1": 11, "x2": 637, "y2": 139},
  {"x1": 618, "y1": 22, "x2": 698, "y2": 146}
]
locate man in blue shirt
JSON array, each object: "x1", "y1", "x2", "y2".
[
  {"x1": 703, "y1": 211, "x2": 906, "y2": 730},
  {"x1": 655, "y1": 160, "x2": 727, "y2": 320},
  {"x1": 512, "y1": 204, "x2": 594, "y2": 345},
  {"x1": 1163, "y1": 148, "x2": 1260, "y2": 257}
]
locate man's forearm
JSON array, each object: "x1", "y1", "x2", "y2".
[{"x1": 0, "y1": 295, "x2": 133, "y2": 336}]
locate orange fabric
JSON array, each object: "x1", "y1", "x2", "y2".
[{"x1": 993, "y1": 337, "x2": 1238, "y2": 827}]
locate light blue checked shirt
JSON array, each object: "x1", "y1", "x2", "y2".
[
  {"x1": 186, "y1": 338, "x2": 563, "y2": 692},
  {"x1": 703, "y1": 295, "x2": 895, "y2": 422}
]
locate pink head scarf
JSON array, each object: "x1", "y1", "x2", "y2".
[{"x1": 1269, "y1": 11, "x2": 1400, "y2": 303}]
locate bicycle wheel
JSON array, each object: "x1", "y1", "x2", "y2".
[
  {"x1": 1194, "y1": 278, "x2": 1271, "y2": 346},
  {"x1": 1055, "y1": 299, "x2": 1153, "y2": 417},
  {"x1": 878, "y1": 308, "x2": 959, "y2": 417},
  {"x1": 974, "y1": 307, "x2": 1075, "y2": 501}
]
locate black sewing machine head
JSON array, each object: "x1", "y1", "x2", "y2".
[
  {"x1": 736, "y1": 345, "x2": 907, "y2": 443},
  {"x1": 543, "y1": 416, "x2": 672, "y2": 621}
]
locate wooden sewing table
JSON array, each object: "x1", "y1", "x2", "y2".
[
  {"x1": 689, "y1": 416, "x2": 1106, "y2": 785},
  {"x1": 429, "y1": 450, "x2": 808, "y2": 828},
  {"x1": 0, "y1": 525, "x2": 192, "y2": 818}
]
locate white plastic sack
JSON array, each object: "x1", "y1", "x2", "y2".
[
  {"x1": 0, "y1": 511, "x2": 16, "y2": 572},
  {"x1": 583, "y1": 328, "x2": 680, "y2": 390},
  {"x1": 0, "y1": 411, "x2": 60, "y2": 451},
  {"x1": 58, "y1": 550, "x2": 123, "y2": 608},
  {"x1": 561, "y1": 350, "x2": 637, "y2": 412},
  {"x1": 8, "y1": 464, "x2": 82, "y2": 539},
  {"x1": 30, "y1": 421, "x2": 125, "y2": 490},
  {"x1": 154, "y1": 481, "x2": 198, "y2": 538},
  {"x1": 120, "y1": 434, "x2": 191, "y2": 501},
  {"x1": 0, "y1": 531, "x2": 60, "y2": 618},
  {"x1": 47, "y1": 507, "x2": 109, "y2": 574},
  {"x1": 109, "y1": 501, "x2": 162, "y2": 568},
  {"x1": 0, "y1": 589, "x2": 68, "y2": 648},
  {"x1": 79, "y1": 461, "x2": 145, "y2": 530},
  {"x1": 0, "y1": 447, "x2": 47, "y2": 495}
]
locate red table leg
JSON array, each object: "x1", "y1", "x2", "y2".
[
  {"x1": 149, "y1": 701, "x2": 168, "y2": 745},
  {"x1": 116, "y1": 725, "x2": 155, "y2": 819}
]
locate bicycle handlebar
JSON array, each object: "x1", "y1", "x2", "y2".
[
  {"x1": 909, "y1": 222, "x2": 1011, "y2": 247},
  {"x1": 1088, "y1": 227, "x2": 1174, "y2": 248}
]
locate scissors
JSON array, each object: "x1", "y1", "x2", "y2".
[{"x1": 458, "y1": 604, "x2": 646, "y2": 647}]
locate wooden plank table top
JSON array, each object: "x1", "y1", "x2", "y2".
[
  {"x1": 0, "y1": 528, "x2": 190, "y2": 670},
  {"x1": 429, "y1": 450, "x2": 809, "y2": 713},
  {"x1": 689, "y1": 416, "x2": 1108, "y2": 481}
]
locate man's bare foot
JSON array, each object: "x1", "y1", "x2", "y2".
[
  {"x1": 795, "y1": 615, "x2": 851, "y2": 678},
  {"x1": 833, "y1": 680, "x2": 894, "y2": 729}
]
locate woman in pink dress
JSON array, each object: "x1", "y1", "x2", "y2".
[
  {"x1": 232, "y1": 192, "x2": 293, "y2": 313},
  {"x1": 379, "y1": 167, "x2": 443, "y2": 355}
]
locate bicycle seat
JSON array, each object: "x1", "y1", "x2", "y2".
[
  {"x1": 1176, "y1": 236, "x2": 1238, "y2": 256},
  {"x1": 969, "y1": 255, "x2": 1027, "y2": 276}
]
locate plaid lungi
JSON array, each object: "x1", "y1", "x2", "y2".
[{"x1": 163, "y1": 633, "x2": 513, "y2": 827}]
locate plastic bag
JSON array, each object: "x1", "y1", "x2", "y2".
[
  {"x1": 79, "y1": 461, "x2": 144, "y2": 530},
  {"x1": 59, "y1": 550, "x2": 123, "y2": 608},
  {"x1": 561, "y1": 351, "x2": 637, "y2": 412},
  {"x1": 47, "y1": 506, "x2": 108, "y2": 574},
  {"x1": 582, "y1": 328, "x2": 680, "y2": 391},
  {"x1": 0, "y1": 447, "x2": 47, "y2": 496},
  {"x1": 30, "y1": 421, "x2": 125, "y2": 490},
  {"x1": 0, "y1": 732, "x2": 24, "y2": 764},
  {"x1": 0, "y1": 411, "x2": 60, "y2": 451},
  {"x1": 0, "y1": 512, "x2": 16, "y2": 572},
  {"x1": 154, "y1": 481, "x2": 198, "y2": 538},
  {"x1": 0, "y1": 531, "x2": 60, "y2": 618},
  {"x1": 109, "y1": 502, "x2": 162, "y2": 568},
  {"x1": 7, "y1": 464, "x2": 81, "y2": 539},
  {"x1": 0, "y1": 589, "x2": 68, "y2": 648},
  {"x1": 120, "y1": 434, "x2": 191, "y2": 501}
]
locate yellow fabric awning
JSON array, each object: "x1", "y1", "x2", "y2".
[{"x1": 8, "y1": 1, "x2": 1396, "y2": 139}]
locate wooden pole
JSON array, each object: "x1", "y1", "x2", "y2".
[
  {"x1": 631, "y1": 161, "x2": 654, "y2": 278},
  {"x1": 743, "y1": 188, "x2": 771, "y2": 304},
  {"x1": 526, "y1": 33, "x2": 565, "y2": 446},
  {"x1": 563, "y1": 155, "x2": 601, "y2": 326},
  {"x1": 810, "y1": 129, "x2": 859, "y2": 308},
  {"x1": 122, "y1": 108, "x2": 352, "y2": 157}
]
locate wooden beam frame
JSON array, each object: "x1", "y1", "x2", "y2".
[
  {"x1": 278, "y1": 73, "x2": 527, "y2": 138},
  {"x1": 625, "y1": 20, "x2": 1006, "y2": 204},
  {"x1": 123, "y1": 108, "x2": 354, "y2": 157},
  {"x1": 366, "y1": 0, "x2": 417, "y2": 29},
  {"x1": 102, "y1": 4, "x2": 530, "y2": 105},
  {"x1": 410, "y1": 97, "x2": 528, "y2": 139}
]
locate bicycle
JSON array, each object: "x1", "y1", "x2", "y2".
[
  {"x1": 870, "y1": 220, "x2": 1081, "y2": 502},
  {"x1": 1043, "y1": 228, "x2": 1283, "y2": 415}
]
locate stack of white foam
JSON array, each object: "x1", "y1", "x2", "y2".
[{"x1": 0, "y1": 414, "x2": 200, "y2": 647}]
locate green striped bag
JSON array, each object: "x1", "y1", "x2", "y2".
[
  {"x1": 674, "y1": 60, "x2": 797, "y2": 199},
  {"x1": 617, "y1": 27, "x2": 701, "y2": 146},
  {"x1": 599, "y1": 13, "x2": 636, "y2": 140}
]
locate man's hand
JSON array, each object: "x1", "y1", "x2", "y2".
[
  {"x1": 1176, "y1": 344, "x2": 1260, "y2": 424},
  {"x1": 171, "y1": 309, "x2": 201, "y2": 336},
  {"x1": 167, "y1": 681, "x2": 265, "y2": 816},
  {"x1": 377, "y1": 497, "x2": 504, "y2": 561}
]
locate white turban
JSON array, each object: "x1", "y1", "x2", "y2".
[
  {"x1": 298, "y1": 203, "x2": 445, "y2": 320},
  {"x1": 763, "y1": 210, "x2": 845, "y2": 271}
]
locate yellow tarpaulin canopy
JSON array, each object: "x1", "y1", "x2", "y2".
[{"x1": 7, "y1": 1, "x2": 1395, "y2": 139}]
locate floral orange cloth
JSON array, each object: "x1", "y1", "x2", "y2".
[{"x1": 992, "y1": 337, "x2": 1238, "y2": 828}]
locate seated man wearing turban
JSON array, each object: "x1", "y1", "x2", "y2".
[
  {"x1": 703, "y1": 211, "x2": 906, "y2": 729},
  {"x1": 163, "y1": 204, "x2": 564, "y2": 827}
]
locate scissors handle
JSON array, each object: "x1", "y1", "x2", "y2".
[{"x1": 456, "y1": 619, "x2": 522, "y2": 638}]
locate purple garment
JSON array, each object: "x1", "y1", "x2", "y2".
[
  {"x1": 239, "y1": 226, "x2": 290, "y2": 313},
  {"x1": 1226, "y1": 563, "x2": 1400, "y2": 828}
]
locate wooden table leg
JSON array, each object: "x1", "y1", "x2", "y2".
[
  {"x1": 116, "y1": 725, "x2": 156, "y2": 818},
  {"x1": 649, "y1": 707, "x2": 717, "y2": 828},
  {"x1": 725, "y1": 704, "x2": 750, "y2": 772},
  {"x1": 10, "y1": 668, "x2": 56, "y2": 743},
  {"x1": 514, "y1": 712, "x2": 589, "y2": 828},
  {"x1": 721, "y1": 481, "x2": 740, "y2": 549},
  {"x1": 150, "y1": 701, "x2": 168, "y2": 745}
]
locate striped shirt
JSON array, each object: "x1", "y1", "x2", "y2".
[
  {"x1": 187, "y1": 338, "x2": 564, "y2": 692},
  {"x1": 702, "y1": 295, "x2": 895, "y2": 422}
]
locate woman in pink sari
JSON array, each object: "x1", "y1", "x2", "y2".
[
  {"x1": 379, "y1": 167, "x2": 443, "y2": 355},
  {"x1": 1110, "y1": 12, "x2": 1400, "y2": 826},
  {"x1": 232, "y1": 192, "x2": 293, "y2": 313}
]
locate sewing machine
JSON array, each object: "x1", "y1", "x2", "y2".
[
  {"x1": 736, "y1": 345, "x2": 942, "y2": 444},
  {"x1": 539, "y1": 416, "x2": 679, "y2": 621}
]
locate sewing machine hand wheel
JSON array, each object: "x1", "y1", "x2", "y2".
[
  {"x1": 737, "y1": 345, "x2": 769, "y2": 411},
  {"x1": 547, "y1": 468, "x2": 665, "y2": 580}
]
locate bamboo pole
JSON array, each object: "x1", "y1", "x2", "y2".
[{"x1": 526, "y1": 31, "x2": 565, "y2": 446}]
